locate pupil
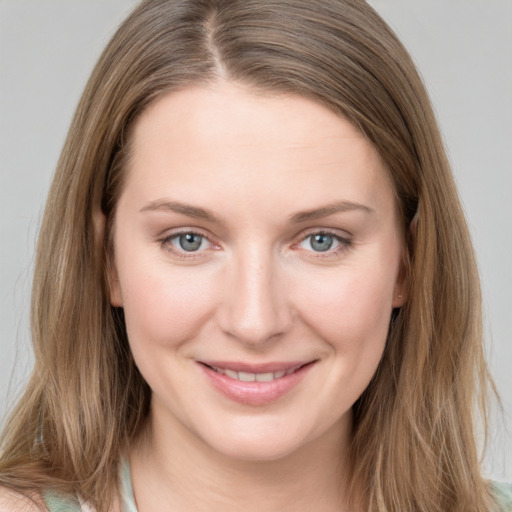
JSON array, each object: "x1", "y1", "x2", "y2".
[
  {"x1": 179, "y1": 233, "x2": 202, "y2": 251},
  {"x1": 311, "y1": 234, "x2": 333, "y2": 252}
]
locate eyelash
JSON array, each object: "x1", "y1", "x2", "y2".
[
  {"x1": 158, "y1": 229, "x2": 353, "y2": 260},
  {"x1": 158, "y1": 229, "x2": 217, "y2": 260},
  {"x1": 294, "y1": 230, "x2": 353, "y2": 259}
]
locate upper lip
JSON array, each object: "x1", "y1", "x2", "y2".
[{"x1": 198, "y1": 360, "x2": 316, "y2": 373}]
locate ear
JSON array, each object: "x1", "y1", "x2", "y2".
[
  {"x1": 93, "y1": 209, "x2": 123, "y2": 307},
  {"x1": 391, "y1": 255, "x2": 408, "y2": 308},
  {"x1": 392, "y1": 211, "x2": 417, "y2": 308},
  {"x1": 107, "y1": 257, "x2": 123, "y2": 307}
]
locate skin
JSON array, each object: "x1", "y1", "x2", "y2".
[{"x1": 108, "y1": 81, "x2": 407, "y2": 512}]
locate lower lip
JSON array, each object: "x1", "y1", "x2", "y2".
[{"x1": 198, "y1": 362, "x2": 316, "y2": 406}]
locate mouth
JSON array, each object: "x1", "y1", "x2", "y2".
[
  {"x1": 201, "y1": 362, "x2": 309, "y2": 383},
  {"x1": 197, "y1": 360, "x2": 317, "y2": 406}
]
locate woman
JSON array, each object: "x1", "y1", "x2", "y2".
[{"x1": 0, "y1": 0, "x2": 510, "y2": 510}]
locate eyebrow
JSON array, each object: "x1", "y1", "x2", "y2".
[
  {"x1": 139, "y1": 199, "x2": 374, "y2": 224},
  {"x1": 289, "y1": 200, "x2": 375, "y2": 223},
  {"x1": 140, "y1": 200, "x2": 222, "y2": 223}
]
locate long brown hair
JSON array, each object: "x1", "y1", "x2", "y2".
[{"x1": 0, "y1": 1, "x2": 497, "y2": 510}]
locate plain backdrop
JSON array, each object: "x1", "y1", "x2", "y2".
[{"x1": 0, "y1": 0, "x2": 510, "y2": 480}]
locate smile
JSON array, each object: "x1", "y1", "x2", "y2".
[
  {"x1": 198, "y1": 361, "x2": 317, "y2": 406},
  {"x1": 207, "y1": 364, "x2": 303, "y2": 382}
]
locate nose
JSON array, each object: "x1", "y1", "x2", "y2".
[{"x1": 218, "y1": 245, "x2": 293, "y2": 347}]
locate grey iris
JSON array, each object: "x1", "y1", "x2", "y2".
[
  {"x1": 179, "y1": 233, "x2": 203, "y2": 251},
  {"x1": 311, "y1": 233, "x2": 334, "y2": 252}
]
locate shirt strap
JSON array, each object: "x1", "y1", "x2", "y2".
[
  {"x1": 42, "y1": 490, "x2": 82, "y2": 512},
  {"x1": 119, "y1": 457, "x2": 138, "y2": 512}
]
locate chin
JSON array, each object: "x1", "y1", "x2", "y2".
[
  {"x1": 193, "y1": 413, "x2": 331, "y2": 464},
  {"x1": 207, "y1": 434, "x2": 304, "y2": 463}
]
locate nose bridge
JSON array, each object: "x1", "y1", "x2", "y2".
[{"x1": 220, "y1": 241, "x2": 291, "y2": 345}]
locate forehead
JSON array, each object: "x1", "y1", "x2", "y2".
[
  {"x1": 132, "y1": 82, "x2": 373, "y2": 157},
  {"x1": 122, "y1": 82, "x2": 395, "y2": 218}
]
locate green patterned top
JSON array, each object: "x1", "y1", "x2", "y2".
[
  {"x1": 41, "y1": 490, "x2": 82, "y2": 512},
  {"x1": 42, "y1": 470, "x2": 512, "y2": 511},
  {"x1": 41, "y1": 459, "x2": 135, "y2": 512},
  {"x1": 491, "y1": 481, "x2": 512, "y2": 511}
]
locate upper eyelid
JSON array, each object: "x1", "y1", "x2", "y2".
[
  {"x1": 295, "y1": 228, "x2": 352, "y2": 244},
  {"x1": 297, "y1": 233, "x2": 350, "y2": 247},
  {"x1": 159, "y1": 225, "x2": 210, "y2": 236},
  {"x1": 160, "y1": 227, "x2": 215, "y2": 243}
]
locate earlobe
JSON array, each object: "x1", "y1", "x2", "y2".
[{"x1": 392, "y1": 262, "x2": 408, "y2": 308}]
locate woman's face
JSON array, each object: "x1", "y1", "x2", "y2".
[{"x1": 110, "y1": 82, "x2": 407, "y2": 461}]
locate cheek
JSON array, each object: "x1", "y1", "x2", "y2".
[
  {"x1": 118, "y1": 258, "x2": 217, "y2": 350},
  {"x1": 294, "y1": 262, "x2": 396, "y2": 356},
  {"x1": 294, "y1": 267, "x2": 394, "y2": 409}
]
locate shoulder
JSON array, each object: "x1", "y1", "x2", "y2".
[
  {"x1": 490, "y1": 481, "x2": 512, "y2": 511},
  {"x1": 0, "y1": 485, "x2": 86, "y2": 512},
  {"x1": 0, "y1": 485, "x2": 43, "y2": 511}
]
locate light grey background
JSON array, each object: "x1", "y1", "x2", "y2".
[{"x1": 1, "y1": 0, "x2": 510, "y2": 480}]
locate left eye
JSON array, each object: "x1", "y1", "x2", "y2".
[
  {"x1": 298, "y1": 233, "x2": 345, "y2": 253},
  {"x1": 170, "y1": 232, "x2": 210, "y2": 252}
]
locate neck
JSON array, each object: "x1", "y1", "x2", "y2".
[{"x1": 129, "y1": 406, "x2": 356, "y2": 512}]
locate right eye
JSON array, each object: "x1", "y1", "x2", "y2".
[
  {"x1": 160, "y1": 230, "x2": 217, "y2": 258},
  {"x1": 295, "y1": 230, "x2": 352, "y2": 258},
  {"x1": 170, "y1": 232, "x2": 208, "y2": 252}
]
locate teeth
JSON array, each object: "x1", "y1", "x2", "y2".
[
  {"x1": 238, "y1": 371, "x2": 256, "y2": 382},
  {"x1": 256, "y1": 372, "x2": 274, "y2": 382},
  {"x1": 224, "y1": 369, "x2": 238, "y2": 379},
  {"x1": 211, "y1": 366, "x2": 301, "y2": 382}
]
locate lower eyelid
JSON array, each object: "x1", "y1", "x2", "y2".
[{"x1": 159, "y1": 230, "x2": 223, "y2": 258}]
